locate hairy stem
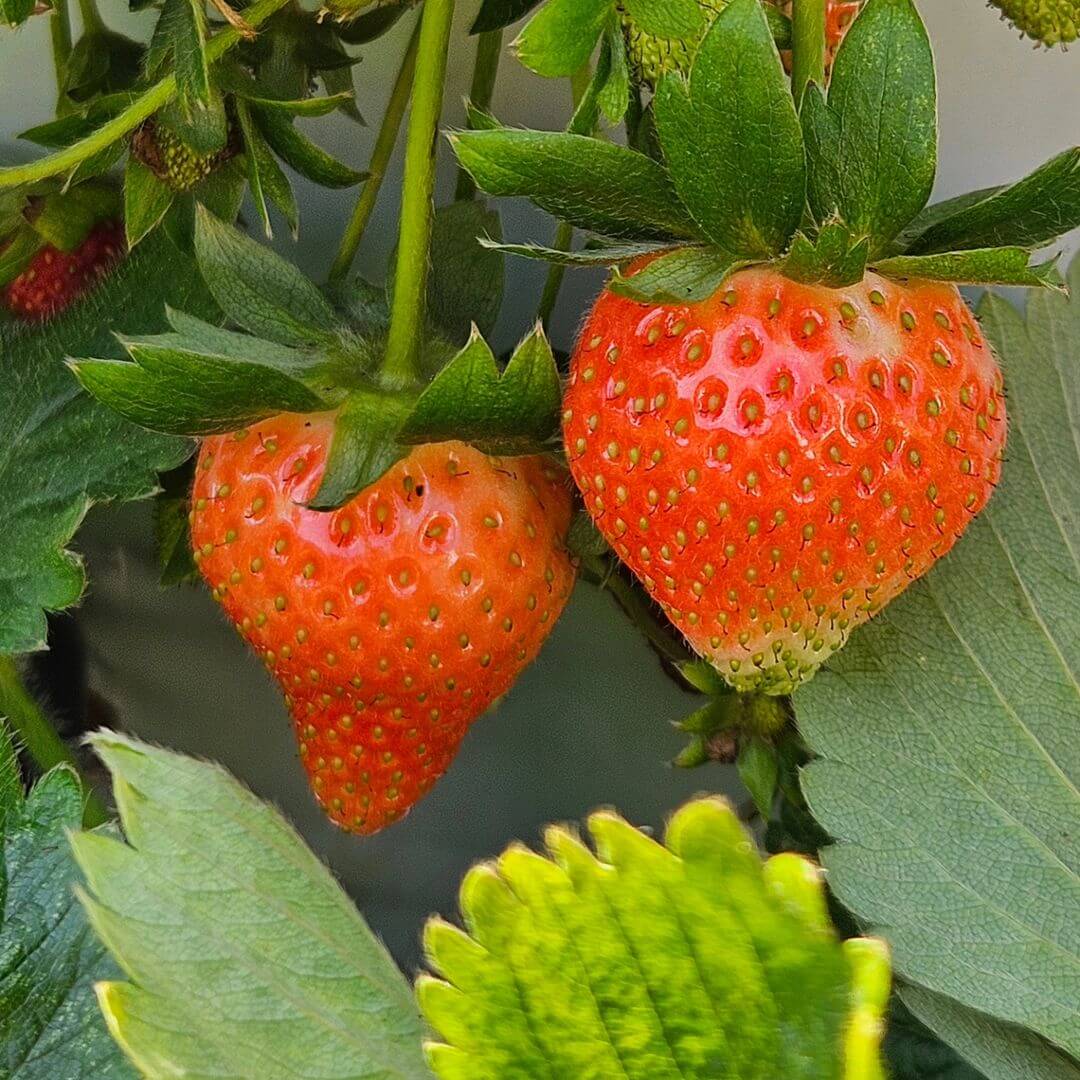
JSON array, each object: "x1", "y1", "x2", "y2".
[
  {"x1": 0, "y1": 657, "x2": 108, "y2": 828},
  {"x1": 382, "y1": 0, "x2": 456, "y2": 388},
  {"x1": 49, "y1": 0, "x2": 73, "y2": 99},
  {"x1": 791, "y1": 0, "x2": 827, "y2": 103},
  {"x1": 328, "y1": 18, "x2": 421, "y2": 284},
  {"x1": 454, "y1": 28, "x2": 503, "y2": 201},
  {"x1": 0, "y1": 0, "x2": 291, "y2": 191}
]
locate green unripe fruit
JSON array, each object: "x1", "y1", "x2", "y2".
[
  {"x1": 617, "y1": 0, "x2": 727, "y2": 85},
  {"x1": 131, "y1": 120, "x2": 237, "y2": 193},
  {"x1": 988, "y1": 0, "x2": 1079, "y2": 44}
]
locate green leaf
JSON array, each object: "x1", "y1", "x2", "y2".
[
  {"x1": 609, "y1": 246, "x2": 746, "y2": 304},
  {"x1": 873, "y1": 248, "x2": 1065, "y2": 289},
  {"x1": 513, "y1": 0, "x2": 610, "y2": 77},
  {"x1": 71, "y1": 320, "x2": 335, "y2": 436},
  {"x1": 450, "y1": 128, "x2": 698, "y2": 241},
  {"x1": 71, "y1": 731, "x2": 429, "y2": 1079},
  {"x1": 622, "y1": 0, "x2": 705, "y2": 37},
  {"x1": 306, "y1": 389, "x2": 413, "y2": 510},
  {"x1": 251, "y1": 103, "x2": 366, "y2": 188},
  {"x1": 803, "y1": 0, "x2": 936, "y2": 255},
  {"x1": 238, "y1": 91, "x2": 355, "y2": 117},
  {"x1": 0, "y1": 726, "x2": 134, "y2": 1079},
  {"x1": 0, "y1": 0, "x2": 34, "y2": 27},
  {"x1": 597, "y1": 23, "x2": 632, "y2": 124},
  {"x1": 0, "y1": 230, "x2": 215, "y2": 654},
  {"x1": 0, "y1": 225, "x2": 44, "y2": 288},
  {"x1": 782, "y1": 222, "x2": 870, "y2": 287},
  {"x1": 472, "y1": 0, "x2": 543, "y2": 32},
  {"x1": 798, "y1": 254, "x2": 1080, "y2": 1061},
  {"x1": 482, "y1": 237, "x2": 678, "y2": 266},
  {"x1": 193, "y1": 205, "x2": 340, "y2": 345},
  {"x1": 654, "y1": 0, "x2": 805, "y2": 258},
  {"x1": 123, "y1": 158, "x2": 176, "y2": 249},
  {"x1": 900, "y1": 986, "x2": 1080, "y2": 1080},
  {"x1": 883, "y1": 997, "x2": 985, "y2": 1080},
  {"x1": 419, "y1": 797, "x2": 891, "y2": 1078},
  {"x1": 398, "y1": 327, "x2": 562, "y2": 456},
  {"x1": 30, "y1": 182, "x2": 120, "y2": 252},
  {"x1": 153, "y1": 467, "x2": 200, "y2": 587},
  {"x1": 236, "y1": 100, "x2": 298, "y2": 239},
  {"x1": 172, "y1": 0, "x2": 213, "y2": 110},
  {"x1": 737, "y1": 737, "x2": 779, "y2": 818},
  {"x1": 904, "y1": 148, "x2": 1080, "y2": 255}
]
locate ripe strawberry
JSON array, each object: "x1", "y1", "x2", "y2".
[
  {"x1": 2, "y1": 220, "x2": 125, "y2": 321},
  {"x1": 563, "y1": 266, "x2": 1006, "y2": 694},
  {"x1": 190, "y1": 413, "x2": 575, "y2": 833}
]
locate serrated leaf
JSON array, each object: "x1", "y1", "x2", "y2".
[
  {"x1": 654, "y1": 0, "x2": 805, "y2": 258},
  {"x1": 782, "y1": 222, "x2": 870, "y2": 287},
  {"x1": 71, "y1": 731, "x2": 429, "y2": 1079},
  {"x1": 0, "y1": 721, "x2": 134, "y2": 1078},
  {"x1": 798, "y1": 253, "x2": 1080, "y2": 1060},
  {"x1": 398, "y1": 327, "x2": 561, "y2": 455},
  {"x1": 803, "y1": 0, "x2": 936, "y2": 256},
  {"x1": 610, "y1": 246, "x2": 746, "y2": 304},
  {"x1": 251, "y1": 103, "x2": 366, "y2": 188},
  {"x1": 193, "y1": 205, "x2": 340, "y2": 345},
  {"x1": 471, "y1": 0, "x2": 542, "y2": 33},
  {"x1": 450, "y1": 128, "x2": 699, "y2": 241},
  {"x1": 0, "y1": 230, "x2": 216, "y2": 654},
  {"x1": 124, "y1": 158, "x2": 175, "y2": 249},
  {"x1": 419, "y1": 797, "x2": 889, "y2": 1078},
  {"x1": 904, "y1": 148, "x2": 1080, "y2": 255},
  {"x1": 513, "y1": 0, "x2": 610, "y2": 77},
  {"x1": 873, "y1": 248, "x2": 1065, "y2": 289}
]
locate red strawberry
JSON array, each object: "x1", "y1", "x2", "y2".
[
  {"x1": 563, "y1": 266, "x2": 1006, "y2": 694},
  {"x1": 190, "y1": 413, "x2": 575, "y2": 833},
  {"x1": 3, "y1": 220, "x2": 125, "y2": 321}
]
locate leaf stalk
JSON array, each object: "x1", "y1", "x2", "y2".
[{"x1": 791, "y1": 0, "x2": 827, "y2": 103}]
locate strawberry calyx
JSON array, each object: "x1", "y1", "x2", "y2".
[{"x1": 453, "y1": 0, "x2": 1080, "y2": 305}]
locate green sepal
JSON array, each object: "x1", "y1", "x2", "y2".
[
  {"x1": 30, "y1": 181, "x2": 121, "y2": 252},
  {"x1": 566, "y1": 510, "x2": 610, "y2": 560},
  {"x1": 513, "y1": 0, "x2": 610, "y2": 78},
  {"x1": 597, "y1": 22, "x2": 632, "y2": 125},
  {"x1": 449, "y1": 127, "x2": 699, "y2": 242},
  {"x1": 782, "y1": 222, "x2": 870, "y2": 287},
  {"x1": 482, "y1": 237, "x2": 679, "y2": 267},
  {"x1": 235, "y1": 100, "x2": 298, "y2": 239},
  {"x1": 873, "y1": 248, "x2": 1066, "y2": 290},
  {"x1": 398, "y1": 325, "x2": 562, "y2": 456},
  {"x1": 154, "y1": 462, "x2": 200, "y2": 587},
  {"x1": 234, "y1": 91, "x2": 355, "y2": 117},
  {"x1": 251, "y1": 103, "x2": 366, "y2": 189},
  {"x1": 653, "y1": 0, "x2": 805, "y2": 259},
  {"x1": 622, "y1": 0, "x2": 705, "y2": 37},
  {"x1": 902, "y1": 147, "x2": 1080, "y2": 255},
  {"x1": 737, "y1": 736, "x2": 780, "y2": 818},
  {"x1": 124, "y1": 158, "x2": 176, "y2": 249},
  {"x1": 0, "y1": 224, "x2": 44, "y2": 288},
  {"x1": 307, "y1": 389, "x2": 413, "y2": 511},
  {"x1": 609, "y1": 246, "x2": 746, "y2": 304}
]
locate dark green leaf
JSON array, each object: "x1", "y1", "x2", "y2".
[
  {"x1": 308, "y1": 390, "x2": 413, "y2": 510},
  {"x1": 238, "y1": 91, "x2": 354, "y2": 117},
  {"x1": 883, "y1": 997, "x2": 986, "y2": 1080},
  {"x1": 194, "y1": 155, "x2": 249, "y2": 225},
  {"x1": 0, "y1": 0, "x2": 34, "y2": 28},
  {"x1": 782, "y1": 222, "x2": 870, "y2": 287},
  {"x1": 483, "y1": 238, "x2": 678, "y2": 266},
  {"x1": 513, "y1": 0, "x2": 610, "y2": 78},
  {"x1": 597, "y1": 24, "x2": 631, "y2": 124},
  {"x1": 874, "y1": 248, "x2": 1065, "y2": 289},
  {"x1": 471, "y1": 0, "x2": 542, "y2": 33},
  {"x1": 62, "y1": 30, "x2": 143, "y2": 104},
  {"x1": 193, "y1": 205, "x2": 340, "y2": 345},
  {"x1": 610, "y1": 246, "x2": 744, "y2": 304},
  {"x1": 904, "y1": 148, "x2": 1080, "y2": 255},
  {"x1": 172, "y1": 0, "x2": 213, "y2": 110},
  {"x1": 737, "y1": 737, "x2": 779, "y2": 819},
  {"x1": 0, "y1": 226, "x2": 44, "y2": 288},
  {"x1": 654, "y1": 0, "x2": 805, "y2": 258},
  {"x1": 450, "y1": 128, "x2": 698, "y2": 241},
  {"x1": 803, "y1": 0, "x2": 936, "y2": 255},
  {"x1": 236, "y1": 100, "x2": 298, "y2": 239},
  {"x1": 251, "y1": 104, "x2": 365, "y2": 188},
  {"x1": 893, "y1": 186, "x2": 1002, "y2": 252},
  {"x1": 0, "y1": 725, "x2": 134, "y2": 1079},
  {"x1": 399, "y1": 327, "x2": 562, "y2": 455},
  {"x1": 124, "y1": 158, "x2": 176, "y2": 249},
  {"x1": 153, "y1": 465, "x2": 200, "y2": 587},
  {"x1": 0, "y1": 230, "x2": 215, "y2": 654}
]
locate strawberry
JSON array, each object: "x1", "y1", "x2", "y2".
[
  {"x1": 563, "y1": 265, "x2": 1006, "y2": 694},
  {"x1": 131, "y1": 119, "x2": 238, "y2": 192},
  {"x1": 988, "y1": 0, "x2": 1078, "y2": 45},
  {"x1": 2, "y1": 220, "x2": 125, "y2": 321},
  {"x1": 190, "y1": 413, "x2": 575, "y2": 833},
  {"x1": 617, "y1": 0, "x2": 726, "y2": 84}
]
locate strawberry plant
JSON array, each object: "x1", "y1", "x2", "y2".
[{"x1": 0, "y1": 0, "x2": 1077, "y2": 1077}]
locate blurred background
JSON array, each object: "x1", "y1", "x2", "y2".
[{"x1": 1, "y1": 0, "x2": 1077, "y2": 973}]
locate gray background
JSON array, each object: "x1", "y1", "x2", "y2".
[{"x1": 1, "y1": 1, "x2": 1077, "y2": 970}]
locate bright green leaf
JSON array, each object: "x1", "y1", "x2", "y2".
[
  {"x1": 251, "y1": 103, "x2": 366, "y2": 188},
  {"x1": 803, "y1": 0, "x2": 936, "y2": 255},
  {"x1": 124, "y1": 158, "x2": 175, "y2": 249},
  {"x1": 512, "y1": 0, "x2": 610, "y2": 77},
  {"x1": 654, "y1": 0, "x2": 805, "y2": 258},
  {"x1": 610, "y1": 246, "x2": 746, "y2": 304},
  {"x1": 0, "y1": 721, "x2": 134, "y2": 1079},
  {"x1": 419, "y1": 797, "x2": 890, "y2": 1078},
  {"x1": 398, "y1": 326, "x2": 562, "y2": 456},
  {"x1": 873, "y1": 248, "x2": 1065, "y2": 289},
  {"x1": 0, "y1": 230, "x2": 215, "y2": 654},
  {"x1": 798, "y1": 253, "x2": 1080, "y2": 1061},
  {"x1": 71, "y1": 731, "x2": 429, "y2": 1080},
  {"x1": 193, "y1": 205, "x2": 340, "y2": 345},
  {"x1": 450, "y1": 128, "x2": 699, "y2": 241},
  {"x1": 622, "y1": 0, "x2": 705, "y2": 37}
]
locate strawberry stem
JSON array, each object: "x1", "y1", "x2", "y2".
[
  {"x1": 328, "y1": 17, "x2": 422, "y2": 285},
  {"x1": 455, "y1": 28, "x2": 504, "y2": 202},
  {"x1": 0, "y1": 656, "x2": 109, "y2": 828},
  {"x1": 791, "y1": 0, "x2": 827, "y2": 103},
  {"x1": 382, "y1": 0, "x2": 457, "y2": 388}
]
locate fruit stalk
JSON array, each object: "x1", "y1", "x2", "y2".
[
  {"x1": 328, "y1": 16, "x2": 422, "y2": 284},
  {"x1": 0, "y1": 657, "x2": 108, "y2": 827},
  {"x1": 791, "y1": 0, "x2": 827, "y2": 101},
  {"x1": 455, "y1": 28, "x2": 504, "y2": 202},
  {"x1": 382, "y1": 0, "x2": 457, "y2": 387}
]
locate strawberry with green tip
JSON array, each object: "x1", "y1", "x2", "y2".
[{"x1": 191, "y1": 414, "x2": 575, "y2": 833}]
